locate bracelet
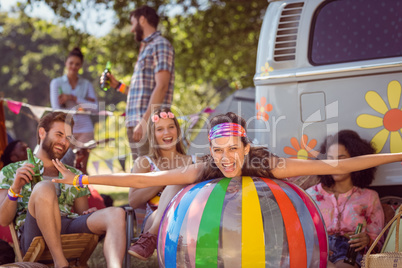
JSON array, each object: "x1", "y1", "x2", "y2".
[
  {"x1": 8, "y1": 194, "x2": 18, "y2": 201},
  {"x1": 73, "y1": 175, "x2": 80, "y2": 191},
  {"x1": 9, "y1": 187, "x2": 23, "y2": 198},
  {"x1": 82, "y1": 175, "x2": 89, "y2": 185},
  {"x1": 78, "y1": 175, "x2": 84, "y2": 188},
  {"x1": 118, "y1": 82, "x2": 126, "y2": 94},
  {"x1": 7, "y1": 188, "x2": 22, "y2": 201}
]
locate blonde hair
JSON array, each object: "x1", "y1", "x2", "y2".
[{"x1": 147, "y1": 107, "x2": 186, "y2": 159}]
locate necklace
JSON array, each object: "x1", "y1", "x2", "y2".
[{"x1": 335, "y1": 188, "x2": 355, "y2": 233}]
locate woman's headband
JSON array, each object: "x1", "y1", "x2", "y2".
[
  {"x1": 151, "y1": 112, "x2": 175, "y2": 123},
  {"x1": 208, "y1": 123, "x2": 247, "y2": 142}
]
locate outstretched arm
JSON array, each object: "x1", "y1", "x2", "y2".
[
  {"x1": 271, "y1": 153, "x2": 402, "y2": 179},
  {"x1": 52, "y1": 159, "x2": 204, "y2": 188},
  {"x1": 128, "y1": 157, "x2": 164, "y2": 209}
]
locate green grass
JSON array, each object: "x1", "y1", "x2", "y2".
[
  {"x1": 85, "y1": 157, "x2": 160, "y2": 267},
  {"x1": 88, "y1": 240, "x2": 159, "y2": 267},
  {"x1": 87, "y1": 186, "x2": 159, "y2": 267},
  {"x1": 107, "y1": 191, "x2": 129, "y2": 207}
]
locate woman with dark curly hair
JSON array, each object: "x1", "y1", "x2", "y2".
[{"x1": 306, "y1": 130, "x2": 384, "y2": 268}]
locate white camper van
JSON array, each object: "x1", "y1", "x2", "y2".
[{"x1": 254, "y1": 0, "x2": 402, "y2": 196}]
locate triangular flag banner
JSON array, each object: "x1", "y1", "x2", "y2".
[
  {"x1": 92, "y1": 161, "x2": 100, "y2": 174},
  {"x1": 189, "y1": 114, "x2": 200, "y2": 129},
  {"x1": 6, "y1": 100, "x2": 22, "y2": 115},
  {"x1": 29, "y1": 105, "x2": 48, "y2": 120},
  {"x1": 203, "y1": 107, "x2": 215, "y2": 114},
  {"x1": 105, "y1": 159, "x2": 114, "y2": 172},
  {"x1": 118, "y1": 157, "x2": 126, "y2": 172}
]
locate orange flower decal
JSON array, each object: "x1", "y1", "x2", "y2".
[
  {"x1": 284, "y1": 135, "x2": 319, "y2": 160},
  {"x1": 256, "y1": 96, "x2": 273, "y2": 121}
]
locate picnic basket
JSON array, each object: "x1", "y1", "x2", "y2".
[{"x1": 362, "y1": 207, "x2": 402, "y2": 267}]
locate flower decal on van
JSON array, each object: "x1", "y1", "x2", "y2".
[
  {"x1": 284, "y1": 135, "x2": 319, "y2": 160},
  {"x1": 260, "y1": 62, "x2": 274, "y2": 77},
  {"x1": 356, "y1": 80, "x2": 402, "y2": 153},
  {"x1": 256, "y1": 96, "x2": 273, "y2": 121}
]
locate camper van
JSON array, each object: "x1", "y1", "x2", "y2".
[{"x1": 254, "y1": 0, "x2": 402, "y2": 196}]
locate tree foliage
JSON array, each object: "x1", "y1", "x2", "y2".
[{"x1": 1, "y1": 0, "x2": 268, "y2": 147}]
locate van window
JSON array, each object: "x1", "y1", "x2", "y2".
[{"x1": 309, "y1": 0, "x2": 402, "y2": 65}]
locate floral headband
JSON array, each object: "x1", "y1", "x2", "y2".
[
  {"x1": 151, "y1": 111, "x2": 175, "y2": 123},
  {"x1": 208, "y1": 122, "x2": 247, "y2": 142}
]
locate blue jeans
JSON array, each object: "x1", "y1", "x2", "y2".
[{"x1": 328, "y1": 234, "x2": 363, "y2": 266}]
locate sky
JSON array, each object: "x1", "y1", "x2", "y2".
[{"x1": 0, "y1": 0, "x2": 115, "y2": 37}]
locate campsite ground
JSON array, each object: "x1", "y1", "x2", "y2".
[{"x1": 87, "y1": 186, "x2": 159, "y2": 267}]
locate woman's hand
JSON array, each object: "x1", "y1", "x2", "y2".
[
  {"x1": 82, "y1": 207, "x2": 97, "y2": 215},
  {"x1": 52, "y1": 159, "x2": 76, "y2": 185},
  {"x1": 58, "y1": 94, "x2": 77, "y2": 105},
  {"x1": 348, "y1": 231, "x2": 370, "y2": 251}
]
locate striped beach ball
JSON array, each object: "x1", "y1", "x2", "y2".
[{"x1": 157, "y1": 176, "x2": 328, "y2": 268}]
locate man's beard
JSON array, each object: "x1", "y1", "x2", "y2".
[
  {"x1": 42, "y1": 135, "x2": 68, "y2": 160},
  {"x1": 135, "y1": 24, "x2": 144, "y2": 42}
]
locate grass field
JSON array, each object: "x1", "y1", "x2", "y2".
[
  {"x1": 86, "y1": 159, "x2": 161, "y2": 267},
  {"x1": 88, "y1": 240, "x2": 159, "y2": 268},
  {"x1": 87, "y1": 184, "x2": 159, "y2": 267}
]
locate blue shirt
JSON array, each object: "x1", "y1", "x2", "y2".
[{"x1": 50, "y1": 75, "x2": 98, "y2": 134}]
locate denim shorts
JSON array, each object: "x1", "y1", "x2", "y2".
[
  {"x1": 19, "y1": 210, "x2": 94, "y2": 254},
  {"x1": 328, "y1": 234, "x2": 363, "y2": 266}
]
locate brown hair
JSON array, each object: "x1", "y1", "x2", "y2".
[
  {"x1": 36, "y1": 112, "x2": 74, "y2": 144},
  {"x1": 147, "y1": 107, "x2": 186, "y2": 159},
  {"x1": 197, "y1": 112, "x2": 278, "y2": 182},
  {"x1": 67, "y1": 47, "x2": 84, "y2": 63},
  {"x1": 130, "y1": 5, "x2": 159, "y2": 28}
]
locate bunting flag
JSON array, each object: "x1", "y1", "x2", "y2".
[
  {"x1": 92, "y1": 161, "x2": 100, "y2": 174},
  {"x1": 2, "y1": 98, "x2": 107, "y2": 118},
  {"x1": 29, "y1": 105, "x2": 48, "y2": 120},
  {"x1": 178, "y1": 106, "x2": 216, "y2": 129},
  {"x1": 188, "y1": 114, "x2": 200, "y2": 129},
  {"x1": 202, "y1": 107, "x2": 215, "y2": 114},
  {"x1": 6, "y1": 100, "x2": 23, "y2": 115},
  {"x1": 3, "y1": 97, "x2": 215, "y2": 173},
  {"x1": 104, "y1": 159, "x2": 114, "y2": 172},
  {"x1": 3, "y1": 98, "x2": 215, "y2": 122}
]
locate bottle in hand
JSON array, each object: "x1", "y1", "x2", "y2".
[
  {"x1": 101, "y1": 61, "x2": 112, "y2": 91},
  {"x1": 27, "y1": 148, "x2": 41, "y2": 191},
  {"x1": 344, "y1": 223, "x2": 363, "y2": 265},
  {"x1": 58, "y1": 86, "x2": 66, "y2": 108}
]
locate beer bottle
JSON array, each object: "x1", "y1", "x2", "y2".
[
  {"x1": 27, "y1": 148, "x2": 41, "y2": 191},
  {"x1": 344, "y1": 223, "x2": 363, "y2": 265},
  {"x1": 101, "y1": 61, "x2": 112, "y2": 91},
  {"x1": 58, "y1": 86, "x2": 66, "y2": 108}
]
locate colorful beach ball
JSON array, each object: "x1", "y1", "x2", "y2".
[{"x1": 157, "y1": 176, "x2": 328, "y2": 268}]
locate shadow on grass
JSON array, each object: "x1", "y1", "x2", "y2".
[{"x1": 88, "y1": 240, "x2": 158, "y2": 268}]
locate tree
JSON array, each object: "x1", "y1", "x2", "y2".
[{"x1": 1, "y1": 0, "x2": 269, "y2": 147}]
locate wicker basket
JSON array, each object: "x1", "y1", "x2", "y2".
[{"x1": 362, "y1": 207, "x2": 402, "y2": 267}]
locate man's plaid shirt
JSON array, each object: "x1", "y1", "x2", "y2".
[{"x1": 126, "y1": 31, "x2": 175, "y2": 127}]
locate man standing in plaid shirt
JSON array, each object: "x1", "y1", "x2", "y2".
[{"x1": 105, "y1": 5, "x2": 175, "y2": 162}]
